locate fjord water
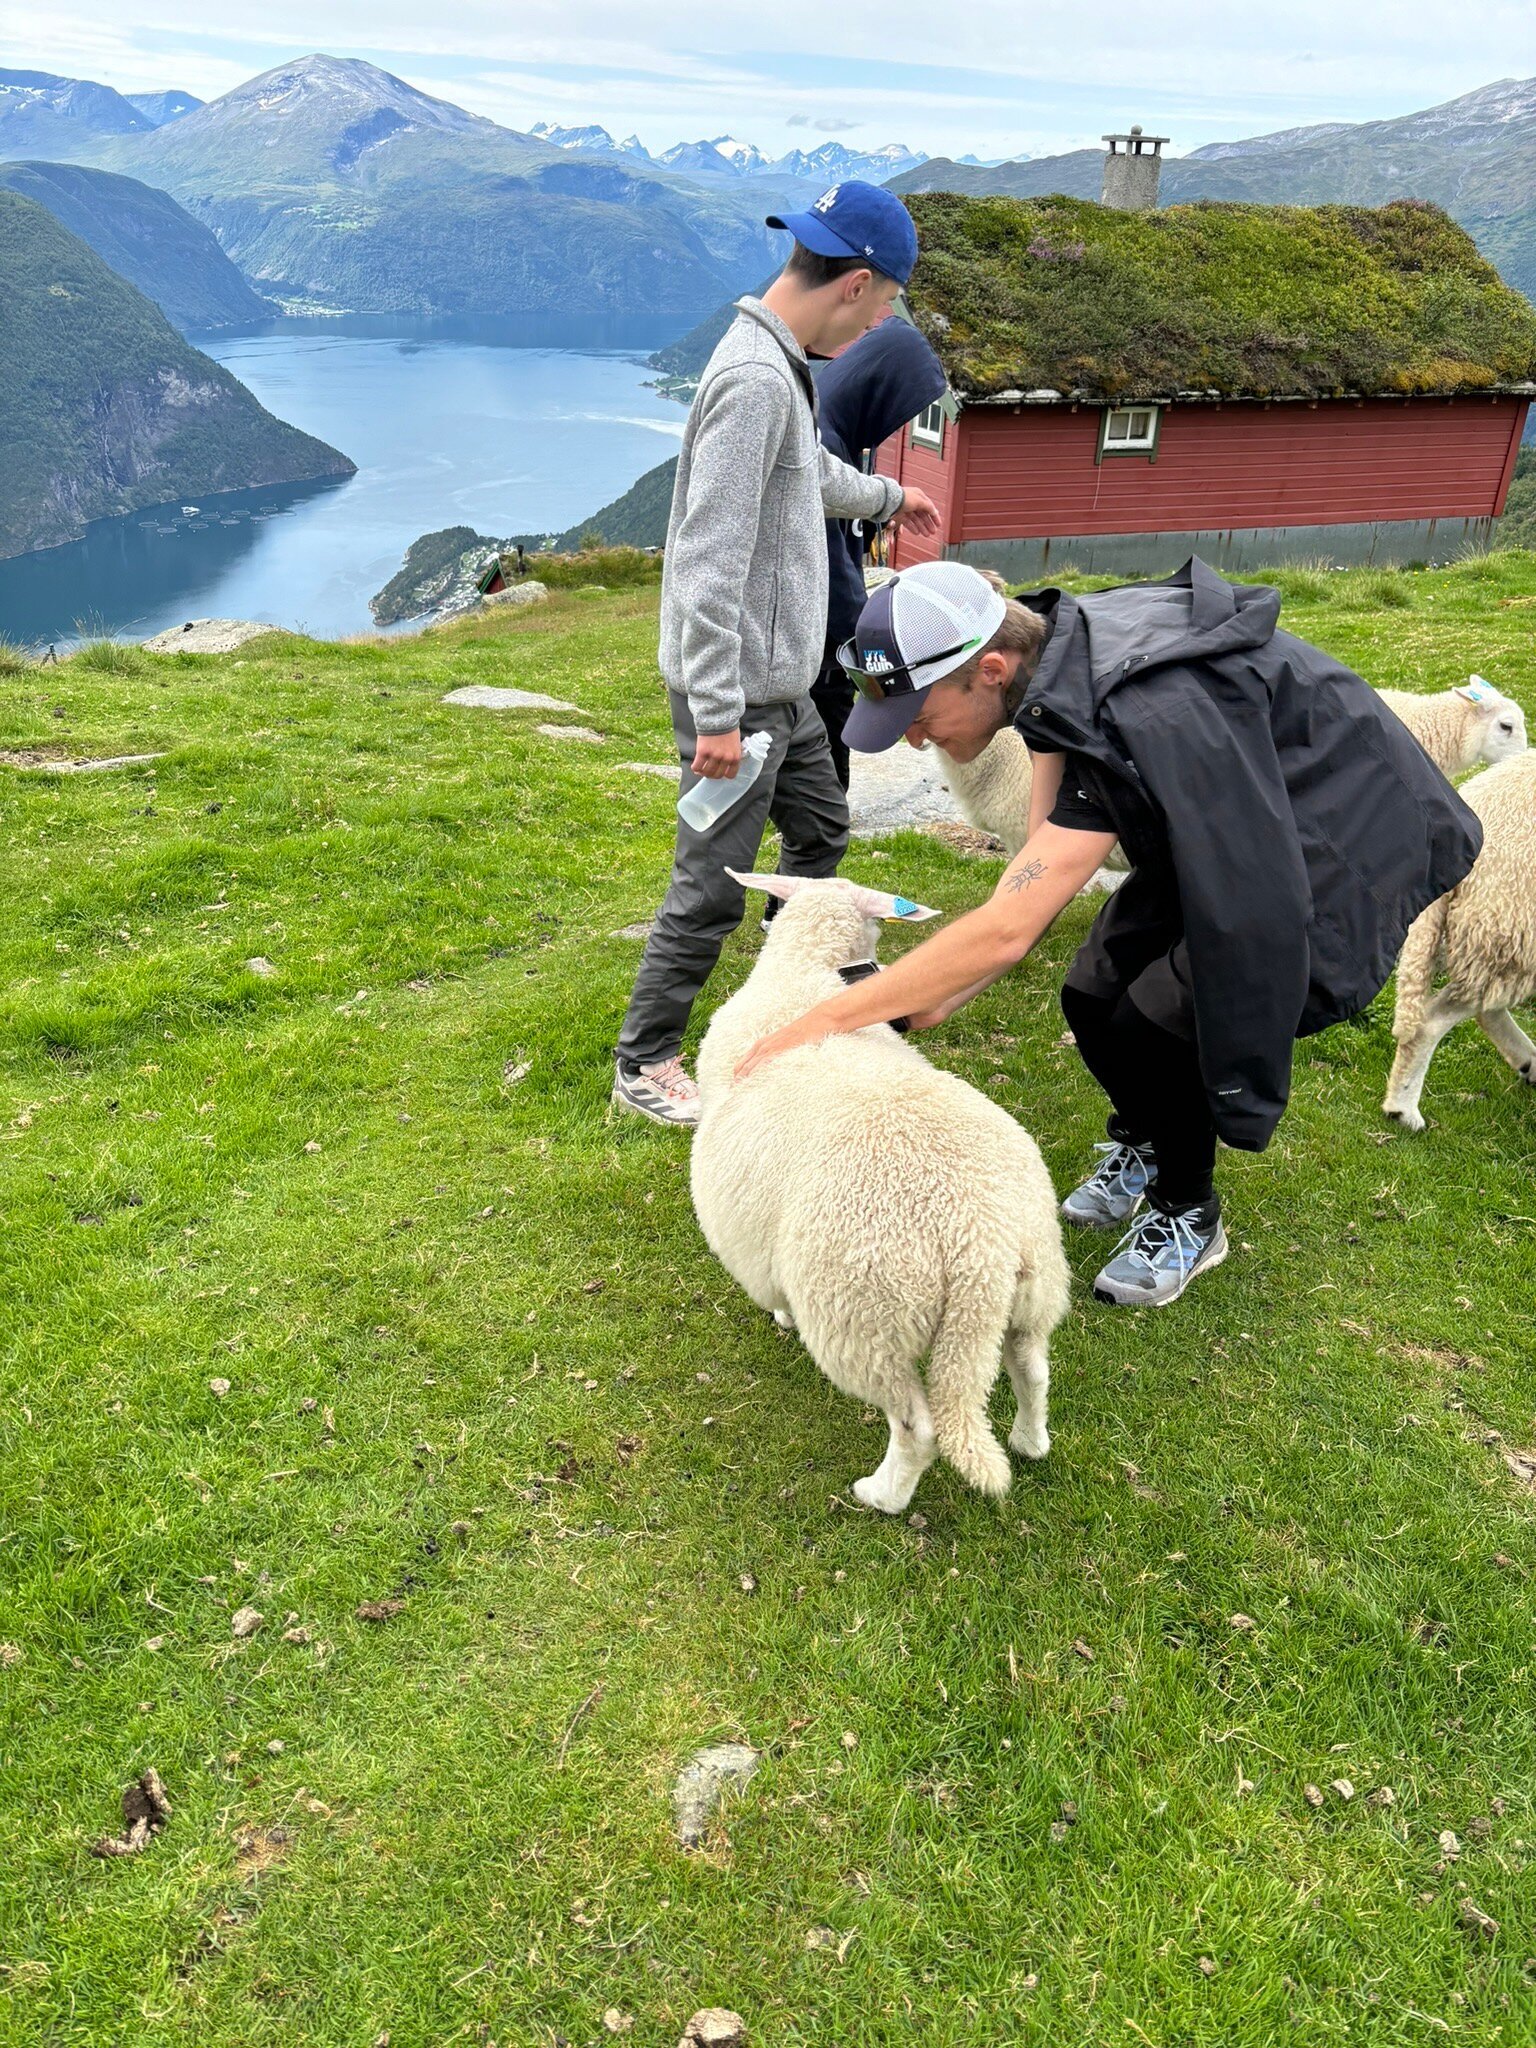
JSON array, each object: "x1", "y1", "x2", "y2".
[{"x1": 0, "y1": 313, "x2": 688, "y2": 649}]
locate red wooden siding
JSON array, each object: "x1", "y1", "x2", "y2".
[
  {"x1": 875, "y1": 421, "x2": 954, "y2": 569},
  {"x1": 939, "y1": 397, "x2": 1527, "y2": 543}
]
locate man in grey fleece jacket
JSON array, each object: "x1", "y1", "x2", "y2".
[{"x1": 613, "y1": 181, "x2": 940, "y2": 1124}]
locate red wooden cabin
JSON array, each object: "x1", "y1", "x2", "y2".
[{"x1": 874, "y1": 196, "x2": 1535, "y2": 580}]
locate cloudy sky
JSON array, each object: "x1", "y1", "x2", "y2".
[{"x1": 10, "y1": 0, "x2": 1536, "y2": 159}]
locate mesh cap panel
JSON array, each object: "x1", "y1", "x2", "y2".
[{"x1": 889, "y1": 562, "x2": 1008, "y2": 686}]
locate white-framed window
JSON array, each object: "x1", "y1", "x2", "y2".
[
  {"x1": 911, "y1": 400, "x2": 945, "y2": 451},
  {"x1": 1098, "y1": 404, "x2": 1161, "y2": 457}
]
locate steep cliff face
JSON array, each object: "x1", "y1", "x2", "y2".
[{"x1": 0, "y1": 191, "x2": 353, "y2": 558}]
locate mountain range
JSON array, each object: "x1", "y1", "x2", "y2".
[
  {"x1": 46, "y1": 56, "x2": 784, "y2": 318},
  {"x1": 893, "y1": 75, "x2": 1536, "y2": 300},
  {"x1": 10, "y1": 53, "x2": 1536, "y2": 348},
  {"x1": 0, "y1": 67, "x2": 198, "y2": 155},
  {"x1": 0, "y1": 189, "x2": 351, "y2": 558},
  {"x1": 530, "y1": 120, "x2": 927, "y2": 185}
]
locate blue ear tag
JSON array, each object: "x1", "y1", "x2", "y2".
[{"x1": 892, "y1": 896, "x2": 919, "y2": 918}]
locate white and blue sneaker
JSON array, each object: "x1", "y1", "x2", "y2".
[
  {"x1": 1093, "y1": 1201, "x2": 1228, "y2": 1307},
  {"x1": 1061, "y1": 1138, "x2": 1158, "y2": 1229}
]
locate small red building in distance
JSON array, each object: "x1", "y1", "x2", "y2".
[{"x1": 874, "y1": 191, "x2": 1536, "y2": 579}]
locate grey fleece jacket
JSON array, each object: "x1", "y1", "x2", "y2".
[{"x1": 659, "y1": 297, "x2": 905, "y2": 735}]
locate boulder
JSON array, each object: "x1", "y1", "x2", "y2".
[
  {"x1": 480, "y1": 581, "x2": 548, "y2": 609},
  {"x1": 141, "y1": 619, "x2": 276, "y2": 653}
]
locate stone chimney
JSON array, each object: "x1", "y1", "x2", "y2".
[{"x1": 1101, "y1": 125, "x2": 1168, "y2": 210}]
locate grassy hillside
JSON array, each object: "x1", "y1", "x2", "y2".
[
  {"x1": 2, "y1": 557, "x2": 1535, "y2": 2044},
  {"x1": 0, "y1": 160, "x2": 269, "y2": 331},
  {"x1": 0, "y1": 191, "x2": 352, "y2": 559}
]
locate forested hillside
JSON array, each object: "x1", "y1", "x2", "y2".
[
  {"x1": 0, "y1": 160, "x2": 269, "y2": 330},
  {"x1": 0, "y1": 191, "x2": 353, "y2": 558}
]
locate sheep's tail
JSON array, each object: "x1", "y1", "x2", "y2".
[
  {"x1": 926, "y1": 1278, "x2": 1012, "y2": 1498},
  {"x1": 1393, "y1": 892, "x2": 1450, "y2": 1038}
]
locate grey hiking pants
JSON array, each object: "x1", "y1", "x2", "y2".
[{"x1": 616, "y1": 689, "x2": 849, "y2": 1067}]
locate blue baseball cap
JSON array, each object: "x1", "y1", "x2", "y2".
[{"x1": 767, "y1": 180, "x2": 918, "y2": 287}]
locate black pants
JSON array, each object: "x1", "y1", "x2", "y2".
[
  {"x1": 809, "y1": 655, "x2": 854, "y2": 793},
  {"x1": 1060, "y1": 981, "x2": 1218, "y2": 1213}
]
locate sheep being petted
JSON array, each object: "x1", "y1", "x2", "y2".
[
  {"x1": 1376, "y1": 677, "x2": 1526, "y2": 777},
  {"x1": 1382, "y1": 749, "x2": 1536, "y2": 1132},
  {"x1": 691, "y1": 874, "x2": 1068, "y2": 1512},
  {"x1": 929, "y1": 724, "x2": 1129, "y2": 879}
]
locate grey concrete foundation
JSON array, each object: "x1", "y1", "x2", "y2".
[{"x1": 953, "y1": 517, "x2": 1498, "y2": 584}]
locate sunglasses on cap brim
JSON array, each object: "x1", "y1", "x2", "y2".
[{"x1": 834, "y1": 634, "x2": 982, "y2": 701}]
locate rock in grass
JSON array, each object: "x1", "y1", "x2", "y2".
[
  {"x1": 672, "y1": 1743, "x2": 761, "y2": 1849},
  {"x1": 680, "y1": 2013, "x2": 746, "y2": 2048},
  {"x1": 441, "y1": 685, "x2": 579, "y2": 712},
  {"x1": 142, "y1": 619, "x2": 273, "y2": 654},
  {"x1": 1460, "y1": 1898, "x2": 1499, "y2": 1940},
  {"x1": 536, "y1": 723, "x2": 605, "y2": 743},
  {"x1": 230, "y1": 1606, "x2": 263, "y2": 1638}
]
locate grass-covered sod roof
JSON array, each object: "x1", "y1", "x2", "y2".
[{"x1": 903, "y1": 193, "x2": 1536, "y2": 403}]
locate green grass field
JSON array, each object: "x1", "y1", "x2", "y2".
[{"x1": 2, "y1": 558, "x2": 1535, "y2": 2046}]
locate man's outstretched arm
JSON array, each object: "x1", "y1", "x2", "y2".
[{"x1": 734, "y1": 821, "x2": 1117, "y2": 1076}]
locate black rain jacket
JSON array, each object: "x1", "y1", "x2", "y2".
[
  {"x1": 1016, "y1": 557, "x2": 1483, "y2": 1151},
  {"x1": 815, "y1": 319, "x2": 946, "y2": 649}
]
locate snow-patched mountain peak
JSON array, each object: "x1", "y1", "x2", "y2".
[
  {"x1": 531, "y1": 120, "x2": 618, "y2": 151},
  {"x1": 710, "y1": 134, "x2": 770, "y2": 170},
  {"x1": 197, "y1": 54, "x2": 491, "y2": 135},
  {"x1": 0, "y1": 65, "x2": 152, "y2": 135}
]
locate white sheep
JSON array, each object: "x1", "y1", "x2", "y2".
[
  {"x1": 1376, "y1": 677, "x2": 1526, "y2": 777},
  {"x1": 929, "y1": 726, "x2": 1129, "y2": 881},
  {"x1": 691, "y1": 874, "x2": 1069, "y2": 1513},
  {"x1": 1382, "y1": 749, "x2": 1536, "y2": 1131}
]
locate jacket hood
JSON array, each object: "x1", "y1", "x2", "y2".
[
  {"x1": 1021, "y1": 558, "x2": 1282, "y2": 741},
  {"x1": 816, "y1": 317, "x2": 947, "y2": 465}
]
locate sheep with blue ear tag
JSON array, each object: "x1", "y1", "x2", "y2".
[
  {"x1": 1376, "y1": 675, "x2": 1526, "y2": 778},
  {"x1": 689, "y1": 872, "x2": 1068, "y2": 1513}
]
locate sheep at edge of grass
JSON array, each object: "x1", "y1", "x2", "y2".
[
  {"x1": 1382, "y1": 748, "x2": 1536, "y2": 1132},
  {"x1": 1376, "y1": 678, "x2": 1527, "y2": 778},
  {"x1": 690, "y1": 876, "x2": 1069, "y2": 1514}
]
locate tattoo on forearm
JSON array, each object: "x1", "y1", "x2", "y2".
[{"x1": 1004, "y1": 860, "x2": 1048, "y2": 894}]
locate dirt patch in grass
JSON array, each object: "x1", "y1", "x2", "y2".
[
  {"x1": 917, "y1": 819, "x2": 1004, "y2": 857},
  {"x1": 234, "y1": 1825, "x2": 293, "y2": 1878}
]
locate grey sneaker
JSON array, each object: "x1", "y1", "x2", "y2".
[
  {"x1": 1093, "y1": 1204, "x2": 1228, "y2": 1308},
  {"x1": 611, "y1": 1056, "x2": 700, "y2": 1127},
  {"x1": 1061, "y1": 1139, "x2": 1158, "y2": 1229}
]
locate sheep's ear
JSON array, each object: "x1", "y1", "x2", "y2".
[
  {"x1": 846, "y1": 883, "x2": 942, "y2": 923},
  {"x1": 725, "y1": 867, "x2": 807, "y2": 904},
  {"x1": 1456, "y1": 675, "x2": 1498, "y2": 705}
]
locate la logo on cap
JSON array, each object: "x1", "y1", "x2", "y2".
[{"x1": 813, "y1": 185, "x2": 841, "y2": 213}]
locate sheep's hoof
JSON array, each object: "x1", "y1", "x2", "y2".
[
  {"x1": 1009, "y1": 1421, "x2": 1050, "y2": 1461},
  {"x1": 852, "y1": 1472, "x2": 911, "y2": 1515},
  {"x1": 772, "y1": 1308, "x2": 795, "y2": 1331},
  {"x1": 1383, "y1": 1102, "x2": 1426, "y2": 1133}
]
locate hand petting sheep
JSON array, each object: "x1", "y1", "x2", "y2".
[{"x1": 690, "y1": 875, "x2": 1068, "y2": 1513}]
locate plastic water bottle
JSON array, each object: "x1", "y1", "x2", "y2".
[{"x1": 676, "y1": 730, "x2": 773, "y2": 833}]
